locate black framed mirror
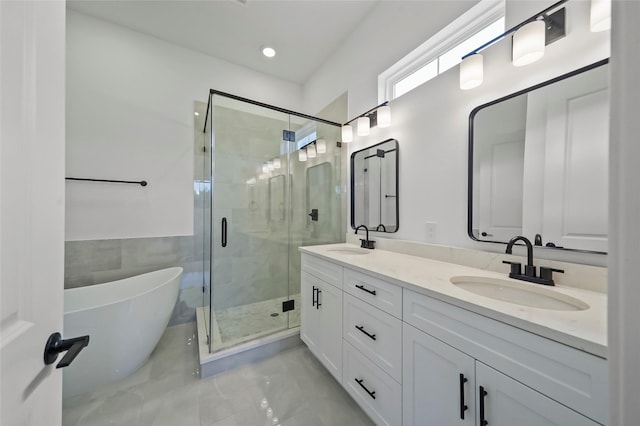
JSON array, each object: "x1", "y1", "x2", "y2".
[
  {"x1": 468, "y1": 59, "x2": 609, "y2": 254},
  {"x1": 351, "y1": 138, "x2": 399, "y2": 232}
]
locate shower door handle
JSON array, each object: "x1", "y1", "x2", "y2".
[{"x1": 221, "y1": 217, "x2": 227, "y2": 248}]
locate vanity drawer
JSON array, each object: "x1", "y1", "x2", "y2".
[
  {"x1": 301, "y1": 253, "x2": 343, "y2": 289},
  {"x1": 343, "y1": 340, "x2": 402, "y2": 426},
  {"x1": 403, "y1": 289, "x2": 608, "y2": 425},
  {"x1": 343, "y1": 293, "x2": 402, "y2": 382},
  {"x1": 344, "y1": 267, "x2": 402, "y2": 318}
]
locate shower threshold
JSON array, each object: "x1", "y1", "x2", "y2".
[{"x1": 196, "y1": 295, "x2": 302, "y2": 378}]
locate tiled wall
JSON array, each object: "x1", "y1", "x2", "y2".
[{"x1": 64, "y1": 236, "x2": 203, "y2": 325}]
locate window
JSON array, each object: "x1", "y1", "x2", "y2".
[{"x1": 379, "y1": 0, "x2": 505, "y2": 102}]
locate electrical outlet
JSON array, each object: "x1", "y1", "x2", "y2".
[{"x1": 425, "y1": 222, "x2": 437, "y2": 242}]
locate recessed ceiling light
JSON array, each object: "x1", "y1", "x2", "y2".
[
  {"x1": 194, "y1": 112, "x2": 200, "y2": 116},
  {"x1": 262, "y1": 46, "x2": 276, "y2": 58}
]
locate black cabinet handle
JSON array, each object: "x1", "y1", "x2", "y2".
[
  {"x1": 355, "y1": 325, "x2": 376, "y2": 341},
  {"x1": 221, "y1": 217, "x2": 227, "y2": 248},
  {"x1": 312, "y1": 285, "x2": 317, "y2": 307},
  {"x1": 355, "y1": 378, "x2": 376, "y2": 399},
  {"x1": 316, "y1": 288, "x2": 322, "y2": 309},
  {"x1": 459, "y1": 373, "x2": 468, "y2": 419},
  {"x1": 44, "y1": 332, "x2": 90, "y2": 369},
  {"x1": 355, "y1": 284, "x2": 376, "y2": 296},
  {"x1": 479, "y1": 385, "x2": 488, "y2": 426}
]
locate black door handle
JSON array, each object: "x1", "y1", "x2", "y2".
[
  {"x1": 44, "y1": 332, "x2": 90, "y2": 369},
  {"x1": 312, "y1": 285, "x2": 317, "y2": 307},
  {"x1": 308, "y1": 209, "x2": 318, "y2": 221},
  {"x1": 459, "y1": 373, "x2": 468, "y2": 419},
  {"x1": 316, "y1": 288, "x2": 322, "y2": 309},
  {"x1": 221, "y1": 217, "x2": 227, "y2": 247},
  {"x1": 479, "y1": 385, "x2": 488, "y2": 425}
]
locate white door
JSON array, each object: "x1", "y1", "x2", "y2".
[
  {"x1": 300, "y1": 271, "x2": 319, "y2": 354},
  {"x1": 402, "y1": 324, "x2": 475, "y2": 426},
  {"x1": 316, "y1": 280, "x2": 343, "y2": 383},
  {"x1": 475, "y1": 362, "x2": 600, "y2": 426},
  {"x1": 1, "y1": 1, "x2": 66, "y2": 425}
]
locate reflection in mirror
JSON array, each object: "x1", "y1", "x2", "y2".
[
  {"x1": 307, "y1": 162, "x2": 332, "y2": 236},
  {"x1": 469, "y1": 59, "x2": 609, "y2": 254},
  {"x1": 351, "y1": 139, "x2": 399, "y2": 232},
  {"x1": 268, "y1": 174, "x2": 285, "y2": 224}
]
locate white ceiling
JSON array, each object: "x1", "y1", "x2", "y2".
[{"x1": 67, "y1": 0, "x2": 381, "y2": 84}]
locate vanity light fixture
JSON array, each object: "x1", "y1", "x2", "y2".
[
  {"x1": 590, "y1": 0, "x2": 611, "y2": 32},
  {"x1": 512, "y1": 20, "x2": 546, "y2": 67},
  {"x1": 273, "y1": 158, "x2": 281, "y2": 169},
  {"x1": 356, "y1": 116, "x2": 370, "y2": 136},
  {"x1": 316, "y1": 139, "x2": 327, "y2": 154},
  {"x1": 341, "y1": 101, "x2": 392, "y2": 141},
  {"x1": 341, "y1": 124, "x2": 353, "y2": 143},
  {"x1": 459, "y1": 0, "x2": 567, "y2": 89},
  {"x1": 460, "y1": 53, "x2": 484, "y2": 90},
  {"x1": 298, "y1": 148, "x2": 307, "y2": 162}
]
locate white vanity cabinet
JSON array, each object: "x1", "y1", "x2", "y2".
[
  {"x1": 300, "y1": 265, "x2": 343, "y2": 383},
  {"x1": 300, "y1": 250, "x2": 607, "y2": 426},
  {"x1": 403, "y1": 289, "x2": 607, "y2": 426}
]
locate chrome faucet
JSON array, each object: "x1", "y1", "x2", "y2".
[
  {"x1": 503, "y1": 235, "x2": 563, "y2": 286},
  {"x1": 355, "y1": 225, "x2": 375, "y2": 249}
]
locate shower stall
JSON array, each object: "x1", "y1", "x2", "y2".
[{"x1": 198, "y1": 91, "x2": 346, "y2": 355}]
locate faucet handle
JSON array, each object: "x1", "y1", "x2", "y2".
[
  {"x1": 539, "y1": 266, "x2": 564, "y2": 281},
  {"x1": 360, "y1": 239, "x2": 375, "y2": 249},
  {"x1": 502, "y1": 260, "x2": 522, "y2": 275}
]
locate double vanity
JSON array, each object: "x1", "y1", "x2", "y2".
[{"x1": 299, "y1": 243, "x2": 607, "y2": 425}]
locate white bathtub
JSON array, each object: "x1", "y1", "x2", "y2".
[{"x1": 63, "y1": 267, "x2": 182, "y2": 398}]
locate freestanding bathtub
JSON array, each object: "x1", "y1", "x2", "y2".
[{"x1": 63, "y1": 267, "x2": 183, "y2": 398}]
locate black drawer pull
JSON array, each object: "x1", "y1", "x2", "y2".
[
  {"x1": 479, "y1": 385, "x2": 488, "y2": 425},
  {"x1": 316, "y1": 288, "x2": 322, "y2": 309},
  {"x1": 355, "y1": 325, "x2": 376, "y2": 341},
  {"x1": 355, "y1": 284, "x2": 376, "y2": 296},
  {"x1": 355, "y1": 378, "x2": 376, "y2": 399},
  {"x1": 459, "y1": 373, "x2": 468, "y2": 419},
  {"x1": 312, "y1": 285, "x2": 317, "y2": 307}
]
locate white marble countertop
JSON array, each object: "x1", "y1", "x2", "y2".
[{"x1": 299, "y1": 243, "x2": 607, "y2": 358}]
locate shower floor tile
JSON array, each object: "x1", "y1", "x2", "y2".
[
  {"x1": 211, "y1": 294, "x2": 301, "y2": 352},
  {"x1": 62, "y1": 321, "x2": 372, "y2": 426}
]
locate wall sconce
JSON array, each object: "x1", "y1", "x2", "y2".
[
  {"x1": 459, "y1": 0, "x2": 567, "y2": 89},
  {"x1": 316, "y1": 139, "x2": 327, "y2": 154},
  {"x1": 590, "y1": 0, "x2": 611, "y2": 32},
  {"x1": 298, "y1": 148, "x2": 307, "y2": 162},
  {"x1": 341, "y1": 101, "x2": 392, "y2": 142}
]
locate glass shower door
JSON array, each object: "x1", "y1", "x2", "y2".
[{"x1": 209, "y1": 95, "x2": 292, "y2": 352}]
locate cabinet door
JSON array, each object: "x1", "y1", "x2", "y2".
[
  {"x1": 300, "y1": 271, "x2": 319, "y2": 354},
  {"x1": 475, "y1": 362, "x2": 601, "y2": 426},
  {"x1": 403, "y1": 324, "x2": 475, "y2": 426},
  {"x1": 317, "y1": 280, "x2": 343, "y2": 383}
]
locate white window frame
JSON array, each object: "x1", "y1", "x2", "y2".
[{"x1": 378, "y1": 0, "x2": 505, "y2": 103}]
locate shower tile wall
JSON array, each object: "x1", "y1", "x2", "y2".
[{"x1": 64, "y1": 236, "x2": 202, "y2": 325}]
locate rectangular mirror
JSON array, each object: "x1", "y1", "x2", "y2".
[
  {"x1": 351, "y1": 138, "x2": 399, "y2": 232},
  {"x1": 468, "y1": 59, "x2": 609, "y2": 254}
]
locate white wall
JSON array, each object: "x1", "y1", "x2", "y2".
[
  {"x1": 305, "y1": 0, "x2": 610, "y2": 266},
  {"x1": 303, "y1": 1, "x2": 479, "y2": 117},
  {"x1": 66, "y1": 10, "x2": 302, "y2": 241}
]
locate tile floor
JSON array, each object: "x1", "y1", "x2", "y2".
[{"x1": 62, "y1": 322, "x2": 373, "y2": 426}]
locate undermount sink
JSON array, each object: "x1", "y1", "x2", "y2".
[
  {"x1": 326, "y1": 247, "x2": 370, "y2": 255},
  {"x1": 450, "y1": 276, "x2": 589, "y2": 311}
]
